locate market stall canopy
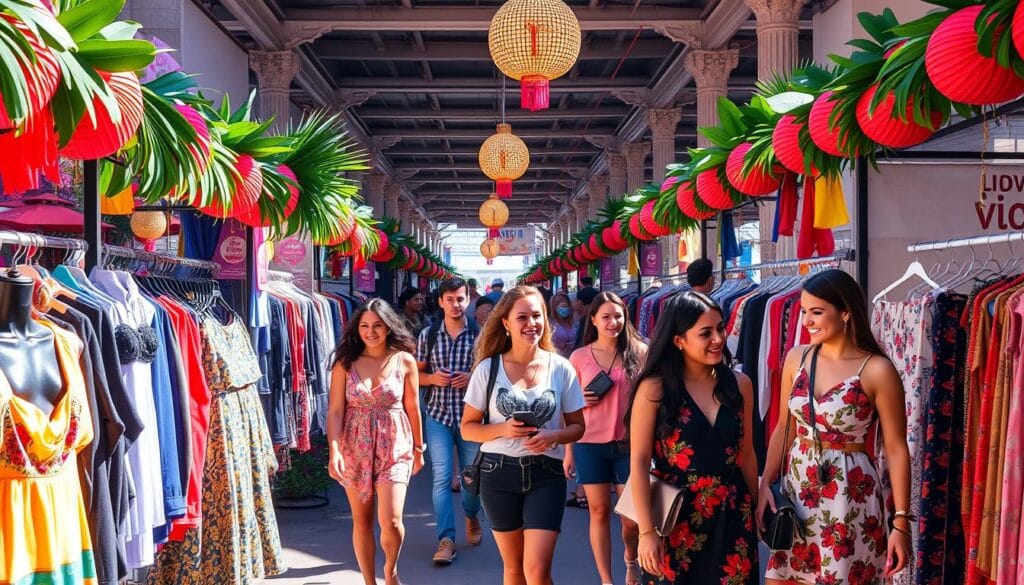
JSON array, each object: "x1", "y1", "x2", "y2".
[{"x1": 0, "y1": 199, "x2": 115, "y2": 233}]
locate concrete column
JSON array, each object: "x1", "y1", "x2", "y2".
[
  {"x1": 684, "y1": 49, "x2": 740, "y2": 149},
  {"x1": 384, "y1": 183, "x2": 402, "y2": 218},
  {"x1": 563, "y1": 207, "x2": 576, "y2": 244},
  {"x1": 622, "y1": 142, "x2": 651, "y2": 193},
  {"x1": 249, "y1": 50, "x2": 300, "y2": 131},
  {"x1": 606, "y1": 152, "x2": 628, "y2": 199},
  {"x1": 574, "y1": 199, "x2": 590, "y2": 234},
  {"x1": 587, "y1": 174, "x2": 609, "y2": 221},
  {"x1": 647, "y1": 108, "x2": 683, "y2": 275},
  {"x1": 646, "y1": 109, "x2": 682, "y2": 183},
  {"x1": 397, "y1": 199, "x2": 412, "y2": 237},
  {"x1": 365, "y1": 172, "x2": 387, "y2": 216},
  {"x1": 748, "y1": 0, "x2": 806, "y2": 262},
  {"x1": 685, "y1": 48, "x2": 739, "y2": 262}
]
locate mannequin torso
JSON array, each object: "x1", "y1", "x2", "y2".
[{"x1": 0, "y1": 271, "x2": 62, "y2": 415}]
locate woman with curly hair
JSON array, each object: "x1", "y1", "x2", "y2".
[{"x1": 327, "y1": 299, "x2": 424, "y2": 585}]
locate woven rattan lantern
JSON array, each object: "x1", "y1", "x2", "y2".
[
  {"x1": 479, "y1": 194, "x2": 510, "y2": 238},
  {"x1": 130, "y1": 211, "x2": 167, "y2": 252},
  {"x1": 479, "y1": 123, "x2": 529, "y2": 198},
  {"x1": 488, "y1": 0, "x2": 581, "y2": 111},
  {"x1": 480, "y1": 237, "x2": 500, "y2": 265}
]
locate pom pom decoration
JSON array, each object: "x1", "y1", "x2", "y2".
[
  {"x1": 197, "y1": 153, "x2": 263, "y2": 219},
  {"x1": 1014, "y1": 1, "x2": 1024, "y2": 69},
  {"x1": 59, "y1": 71, "x2": 144, "y2": 160},
  {"x1": 638, "y1": 199, "x2": 672, "y2": 237},
  {"x1": 234, "y1": 164, "x2": 300, "y2": 228},
  {"x1": 855, "y1": 85, "x2": 942, "y2": 149},
  {"x1": 808, "y1": 91, "x2": 856, "y2": 158},
  {"x1": 676, "y1": 180, "x2": 716, "y2": 220},
  {"x1": 0, "y1": 15, "x2": 61, "y2": 131},
  {"x1": 628, "y1": 213, "x2": 655, "y2": 241},
  {"x1": 695, "y1": 168, "x2": 736, "y2": 210},
  {"x1": 726, "y1": 142, "x2": 780, "y2": 196},
  {"x1": 925, "y1": 6, "x2": 1024, "y2": 106},
  {"x1": 773, "y1": 114, "x2": 818, "y2": 177}
]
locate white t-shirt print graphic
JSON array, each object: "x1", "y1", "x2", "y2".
[{"x1": 465, "y1": 352, "x2": 585, "y2": 460}]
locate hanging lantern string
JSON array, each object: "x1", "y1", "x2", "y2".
[{"x1": 501, "y1": 75, "x2": 507, "y2": 125}]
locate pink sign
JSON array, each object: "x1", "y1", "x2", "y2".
[
  {"x1": 640, "y1": 242, "x2": 662, "y2": 277},
  {"x1": 355, "y1": 261, "x2": 376, "y2": 292},
  {"x1": 211, "y1": 219, "x2": 246, "y2": 279},
  {"x1": 270, "y1": 234, "x2": 315, "y2": 292},
  {"x1": 600, "y1": 259, "x2": 614, "y2": 288}
]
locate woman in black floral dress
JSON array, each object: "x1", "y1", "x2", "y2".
[{"x1": 626, "y1": 292, "x2": 758, "y2": 585}]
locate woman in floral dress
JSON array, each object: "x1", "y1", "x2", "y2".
[
  {"x1": 327, "y1": 299, "x2": 425, "y2": 585},
  {"x1": 627, "y1": 292, "x2": 759, "y2": 584},
  {"x1": 757, "y1": 270, "x2": 912, "y2": 585}
]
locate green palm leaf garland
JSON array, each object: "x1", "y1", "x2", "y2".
[{"x1": 278, "y1": 110, "x2": 368, "y2": 242}]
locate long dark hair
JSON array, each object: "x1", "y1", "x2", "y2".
[
  {"x1": 581, "y1": 291, "x2": 646, "y2": 380},
  {"x1": 802, "y1": 269, "x2": 887, "y2": 357},
  {"x1": 625, "y1": 292, "x2": 741, "y2": 439},
  {"x1": 333, "y1": 298, "x2": 417, "y2": 369}
]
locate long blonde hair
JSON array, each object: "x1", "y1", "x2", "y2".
[{"x1": 475, "y1": 285, "x2": 556, "y2": 366}]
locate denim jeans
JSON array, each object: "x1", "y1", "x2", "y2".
[{"x1": 424, "y1": 415, "x2": 482, "y2": 541}]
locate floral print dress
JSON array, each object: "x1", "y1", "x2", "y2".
[
  {"x1": 765, "y1": 359, "x2": 887, "y2": 584},
  {"x1": 645, "y1": 389, "x2": 756, "y2": 585}
]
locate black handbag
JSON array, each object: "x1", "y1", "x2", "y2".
[
  {"x1": 583, "y1": 347, "x2": 618, "y2": 400},
  {"x1": 762, "y1": 346, "x2": 818, "y2": 549},
  {"x1": 460, "y1": 356, "x2": 501, "y2": 496}
]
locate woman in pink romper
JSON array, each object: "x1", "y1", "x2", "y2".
[{"x1": 328, "y1": 299, "x2": 424, "y2": 585}]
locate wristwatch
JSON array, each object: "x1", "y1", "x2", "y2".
[{"x1": 413, "y1": 444, "x2": 427, "y2": 453}]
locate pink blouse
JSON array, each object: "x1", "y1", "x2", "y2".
[{"x1": 570, "y1": 347, "x2": 630, "y2": 444}]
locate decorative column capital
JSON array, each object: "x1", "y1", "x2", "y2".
[
  {"x1": 573, "y1": 197, "x2": 589, "y2": 216},
  {"x1": 605, "y1": 151, "x2": 627, "y2": 175},
  {"x1": 621, "y1": 142, "x2": 651, "y2": 167},
  {"x1": 651, "y1": 22, "x2": 706, "y2": 48},
  {"x1": 745, "y1": 0, "x2": 807, "y2": 29},
  {"x1": 249, "y1": 50, "x2": 300, "y2": 90},
  {"x1": 587, "y1": 174, "x2": 609, "y2": 197},
  {"x1": 334, "y1": 89, "x2": 377, "y2": 111},
  {"x1": 684, "y1": 49, "x2": 740, "y2": 90},
  {"x1": 611, "y1": 88, "x2": 651, "y2": 108},
  {"x1": 397, "y1": 199, "x2": 412, "y2": 216},
  {"x1": 645, "y1": 108, "x2": 682, "y2": 139}
]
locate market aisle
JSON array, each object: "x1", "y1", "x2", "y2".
[{"x1": 265, "y1": 468, "x2": 626, "y2": 584}]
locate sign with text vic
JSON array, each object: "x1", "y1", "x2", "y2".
[
  {"x1": 866, "y1": 163, "x2": 1024, "y2": 299},
  {"x1": 496, "y1": 227, "x2": 536, "y2": 256}
]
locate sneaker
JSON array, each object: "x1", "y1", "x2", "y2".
[
  {"x1": 466, "y1": 516, "x2": 483, "y2": 546},
  {"x1": 432, "y1": 538, "x2": 456, "y2": 565}
]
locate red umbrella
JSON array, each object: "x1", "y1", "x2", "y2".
[{"x1": 0, "y1": 201, "x2": 114, "y2": 233}]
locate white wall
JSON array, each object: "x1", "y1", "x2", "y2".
[
  {"x1": 866, "y1": 162, "x2": 1024, "y2": 298},
  {"x1": 180, "y1": 1, "x2": 250, "y2": 108},
  {"x1": 813, "y1": 0, "x2": 931, "y2": 60}
]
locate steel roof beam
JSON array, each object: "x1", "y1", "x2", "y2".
[
  {"x1": 355, "y1": 106, "x2": 632, "y2": 121},
  {"x1": 277, "y1": 6, "x2": 704, "y2": 32},
  {"x1": 313, "y1": 39, "x2": 677, "y2": 61},
  {"x1": 331, "y1": 76, "x2": 651, "y2": 93},
  {"x1": 370, "y1": 128, "x2": 696, "y2": 139}
]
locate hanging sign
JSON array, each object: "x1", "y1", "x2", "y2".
[
  {"x1": 496, "y1": 227, "x2": 536, "y2": 255},
  {"x1": 270, "y1": 234, "x2": 315, "y2": 292},
  {"x1": 600, "y1": 258, "x2": 614, "y2": 288},
  {"x1": 211, "y1": 219, "x2": 246, "y2": 280},
  {"x1": 640, "y1": 241, "x2": 662, "y2": 277},
  {"x1": 355, "y1": 261, "x2": 376, "y2": 292}
]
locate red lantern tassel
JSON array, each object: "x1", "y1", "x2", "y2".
[
  {"x1": 520, "y1": 75, "x2": 550, "y2": 112},
  {"x1": 496, "y1": 180, "x2": 512, "y2": 199},
  {"x1": 488, "y1": 227, "x2": 500, "y2": 239}
]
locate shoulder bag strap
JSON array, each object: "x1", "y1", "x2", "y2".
[
  {"x1": 424, "y1": 320, "x2": 443, "y2": 373},
  {"x1": 483, "y1": 355, "x2": 500, "y2": 425},
  {"x1": 779, "y1": 345, "x2": 817, "y2": 481}
]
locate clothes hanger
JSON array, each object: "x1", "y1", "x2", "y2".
[{"x1": 872, "y1": 252, "x2": 940, "y2": 304}]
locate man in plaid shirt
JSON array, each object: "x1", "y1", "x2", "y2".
[{"x1": 416, "y1": 277, "x2": 482, "y2": 565}]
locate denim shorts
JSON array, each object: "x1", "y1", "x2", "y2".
[
  {"x1": 479, "y1": 453, "x2": 567, "y2": 532},
  {"x1": 573, "y1": 441, "x2": 630, "y2": 485}
]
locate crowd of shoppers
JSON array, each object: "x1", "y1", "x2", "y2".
[{"x1": 327, "y1": 270, "x2": 911, "y2": 585}]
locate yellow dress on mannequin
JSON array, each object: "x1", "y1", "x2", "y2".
[{"x1": 0, "y1": 321, "x2": 96, "y2": 585}]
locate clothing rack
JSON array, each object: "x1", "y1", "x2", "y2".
[
  {"x1": 102, "y1": 245, "x2": 221, "y2": 275},
  {"x1": 0, "y1": 230, "x2": 87, "y2": 250},
  {"x1": 906, "y1": 231, "x2": 1024, "y2": 253},
  {"x1": 722, "y1": 248, "x2": 856, "y2": 275}
]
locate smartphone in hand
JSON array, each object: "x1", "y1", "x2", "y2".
[{"x1": 512, "y1": 410, "x2": 540, "y2": 429}]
